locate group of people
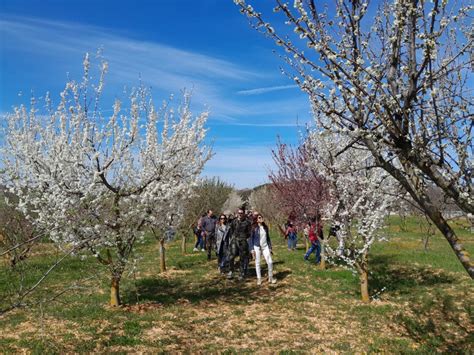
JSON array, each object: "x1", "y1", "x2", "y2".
[
  {"x1": 284, "y1": 214, "x2": 324, "y2": 264},
  {"x1": 192, "y1": 208, "x2": 327, "y2": 285},
  {"x1": 193, "y1": 209, "x2": 276, "y2": 285}
]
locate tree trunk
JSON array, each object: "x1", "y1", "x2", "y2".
[
  {"x1": 422, "y1": 235, "x2": 430, "y2": 251},
  {"x1": 159, "y1": 238, "x2": 166, "y2": 273},
  {"x1": 468, "y1": 214, "x2": 474, "y2": 234},
  {"x1": 399, "y1": 213, "x2": 408, "y2": 232},
  {"x1": 110, "y1": 276, "x2": 121, "y2": 306},
  {"x1": 422, "y1": 204, "x2": 473, "y2": 277},
  {"x1": 360, "y1": 269, "x2": 369, "y2": 303},
  {"x1": 319, "y1": 239, "x2": 326, "y2": 270},
  {"x1": 181, "y1": 233, "x2": 186, "y2": 255},
  {"x1": 365, "y1": 141, "x2": 474, "y2": 278},
  {"x1": 359, "y1": 251, "x2": 370, "y2": 303}
]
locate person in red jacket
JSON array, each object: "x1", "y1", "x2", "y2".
[{"x1": 304, "y1": 214, "x2": 323, "y2": 263}]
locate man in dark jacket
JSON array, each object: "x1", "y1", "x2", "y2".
[
  {"x1": 227, "y1": 208, "x2": 252, "y2": 280},
  {"x1": 201, "y1": 209, "x2": 217, "y2": 260}
]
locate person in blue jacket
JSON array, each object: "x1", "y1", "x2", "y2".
[{"x1": 249, "y1": 214, "x2": 277, "y2": 286}]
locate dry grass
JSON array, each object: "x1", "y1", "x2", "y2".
[{"x1": 0, "y1": 217, "x2": 473, "y2": 353}]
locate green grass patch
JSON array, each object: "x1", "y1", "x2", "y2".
[{"x1": 0, "y1": 216, "x2": 472, "y2": 352}]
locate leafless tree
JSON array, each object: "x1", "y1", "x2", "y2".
[{"x1": 178, "y1": 177, "x2": 233, "y2": 252}]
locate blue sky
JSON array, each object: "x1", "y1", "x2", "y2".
[{"x1": 0, "y1": 0, "x2": 312, "y2": 189}]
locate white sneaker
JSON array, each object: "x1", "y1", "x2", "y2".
[
  {"x1": 201, "y1": 249, "x2": 205, "y2": 252},
  {"x1": 269, "y1": 278, "x2": 277, "y2": 284},
  {"x1": 257, "y1": 278, "x2": 262, "y2": 286},
  {"x1": 193, "y1": 247, "x2": 198, "y2": 252}
]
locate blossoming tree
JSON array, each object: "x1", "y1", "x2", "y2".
[
  {"x1": 306, "y1": 129, "x2": 396, "y2": 302},
  {"x1": 269, "y1": 138, "x2": 329, "y2": 239},
  {"x1": 1, "y1": 54, "x2": 211, "y2": 306},
  {"x1": 235, "y1": 0, "x2": 473, "y2": 277}
]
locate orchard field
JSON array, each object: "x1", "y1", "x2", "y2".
[{"x1": 0, "y1": 216, "x2": 473, "y2": 353}]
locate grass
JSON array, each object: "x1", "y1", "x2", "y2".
[{"x1": 0, "y1": 216, "x2": 473, "y2": 353}]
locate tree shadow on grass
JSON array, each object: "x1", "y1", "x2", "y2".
[
  {"x1": 172, "y1": 255, "x2": 287, "y2": 271},
  {"x1": 367, "y1": 256, "x2": 471, "y2": 352},
  {"x1": 123, "y1": 273, "x2": 275, "y2": 307},
  {"x1": 369, "y1": 255, "x2": 456, "y2": 295},
  {"x1": 173, "y1": 258, "x2": 208, "y2": 270},
  {"x1": 274, "y1": 269, "x2": 292, "y2": 281},
  {"x1": 124, "y1": 259, "x2": 293, "y2": 307},
  {"x1": 272, "y1": 260, "x2": 285, "y2": 266},
  {"x1": 396, "y1": 289, "x2": 473, "y2": 353}
]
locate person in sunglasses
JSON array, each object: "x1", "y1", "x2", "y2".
[
  {"x1": 215, "y1": 214, "x2": 230, "y2": 273},
  {"x1": 250, "y1": 214, "x2": 276, "y2": 285},
  {"x1": 227, "y1": 208, "x2": 252, "y2": 280}
]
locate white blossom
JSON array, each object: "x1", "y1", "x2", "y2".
[{"x1": 1, "y1": 54, "x2": 212, "y2": 302}]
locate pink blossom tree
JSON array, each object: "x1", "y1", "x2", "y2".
[
  {"x1": 270, "y1": 138, "x2": 329, "y2": 220},
  {"x1": 269, "y1": 138, "x2": 330, "y2": 243}
]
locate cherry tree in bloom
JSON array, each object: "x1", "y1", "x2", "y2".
[
  {"x1": 235, "y1": 0, "x2": 473, "y2": 277},
  {"x1": 269, "y1": 137, "x2": 329, "y2": 228},
  {"x1": 306, "y1": 129, "x2": 397, "y2": 302},
  {"x1": 1, "y1": 54, "x2": 212, "y2": 306}
]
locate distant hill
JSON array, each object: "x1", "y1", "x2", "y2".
[{"x1": 236, "y1": 183, "x2": 271, "y2": 202}]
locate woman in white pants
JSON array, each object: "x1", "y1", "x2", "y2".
[{"x1": 249, "y1": 214, "x2": 276, "y2": 285}]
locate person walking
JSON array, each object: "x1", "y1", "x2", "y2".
[
  {"x1": 250, "y1": 214, "x2": 276, "y2": 285},
  {"x1": 304, "y1": 214, "x2": 323, "y2": 263},
  {"x1": 285, "y1": 222, "x2": 298, "y2": 251},
  {"x1": 215, "y1": 214, "x2": 230, "y2": 273},
  {"x1": 201, "y1": 209, "x2": 217, "y2": 260},
  {"x1": 303, "y1": 221, "x2": 310, "y2": 251},
  {"x1": 228, "y1": 208, "x2": 251, "y2": 280},
  {"x1": 192, "y1": 222, "x2": 204, "y2": 252}
]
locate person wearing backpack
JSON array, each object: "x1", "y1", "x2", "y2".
[
  {"x1": 304, "y1": 214, "x2": 323, "y2": 263},
  {"x1": 285, "y1": 222, "x2": 298, "y2": 251}
]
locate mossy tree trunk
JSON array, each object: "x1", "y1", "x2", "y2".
[
  {"x1": 181, "y1": 233, "x2": 186, "y2": 255},
  {"x1": 159, "y1": 238, "x2": 166, "y2": 273},
  {"x1": 360, "y1": 270, "x2": 369, "y2": 303},
  {"x1": 99, "y1": 249, "x2": 124, "y2": 307},
  {"x1": 319, "y1": 239, "x2": 326, "y2": 270},
  {"x1": 110, "y1": 275, "x2": 121, "y2": 306},
  {"x1": 358, "y1": 252, "x2": 370, "y2": 303}
]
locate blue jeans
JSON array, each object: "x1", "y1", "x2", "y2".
[
  {"x1": 218, "y1": 239, "x2": 229, "y2": 270},
  {"x1": 194, "y1": 234, "x2": 204, "y2": 249},
  {"x1": 287, "y1": 234, "x2": 297, "y2": 249},
  {"x1": 304, "y1": 240, "x2": 321, "y2": 263}
]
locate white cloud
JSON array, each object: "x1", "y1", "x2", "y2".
[
  {"x1": 0, "y1": 16, "x2": 265, "y2": 120},
  {"x1": 1, "y1": 17, "x2": 257, "y2": 82},
  {"x1": 1, "y1": 16, "x2": 312, "y2": 126},
  {"x1": 226, "y1": 122, "x2": 302, "y2": 127},
  {"x1": 1, "y1": 15, "x2": 313, "y2": 188},
  {"x1": 237, "y1": 84, "x2": 298, "y2": 95}
]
